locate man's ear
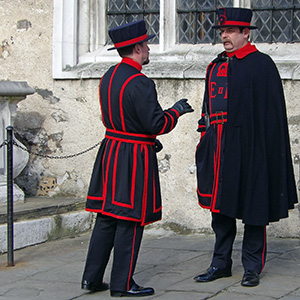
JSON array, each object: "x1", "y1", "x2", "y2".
[
  {"x1": 243, "y1": 27, "x2": 250, "y2": 39},
  {"x1": 133, "y1": 43, "x2": 140, "y2": 54}
]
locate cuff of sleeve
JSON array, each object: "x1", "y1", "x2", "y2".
[{"x1": 170, "y1": 108, "x2": 180, "y2": 118}]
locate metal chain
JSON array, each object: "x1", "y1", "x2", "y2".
[
  {"x1": 12, "y1": 140, "x2": 101, "y2": 159},
  {"x1": 0, "y1": 139, "x2": 101, "y2": 159},
  {"x1": 0, "y1": 141, "x2": 7, "y2": 149}
]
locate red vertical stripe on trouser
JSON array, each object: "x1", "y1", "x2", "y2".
[
  {"x1": 260, "y1": 226, "x2": 267, "y2": 274},
  {"x1": 127, "y1": 222, "x2": 137, "y2": 291}
]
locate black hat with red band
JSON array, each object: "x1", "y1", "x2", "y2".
[
  {"x1": 213, "y1": 7, "x2": 257, "y2": 29},
  {"x1": 108, "y1": 20, "x2": 155, "y2": 51}
]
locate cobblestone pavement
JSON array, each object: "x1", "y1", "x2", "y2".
[{"x1": 0, "y1": 231, "x2": 300, "y2": 300}]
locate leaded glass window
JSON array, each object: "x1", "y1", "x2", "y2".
[
  {"x1": 107, "y1": 0, "x2": 160, "y2": 44},
  {"x1": 251, "y1": 0, "x2": 300, "y2": 43},
  {"x1": 177, "y1": 0, "x2": 234, "y2": 44}
]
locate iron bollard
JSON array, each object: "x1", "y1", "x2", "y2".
[{"x1": 6, "y1": 126, "x2": 14, "y2": 267}]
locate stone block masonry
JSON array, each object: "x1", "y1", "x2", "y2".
[{"x1": 0, "y1": 197, "x2": 93, "y2": 253}]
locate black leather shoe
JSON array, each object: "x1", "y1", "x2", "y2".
[
  {"x1": 194, "y1": 266, "x2": 232, "y2": 282},
  {"x1": 81, "y1": 280, "x2": 109, "y2": 292},
  {"x1": 111, "y1": 283, "x2": 155, "y2": 297},
  {"x1": 241, "y1": 270, "x2": 259, "y2": 287}
]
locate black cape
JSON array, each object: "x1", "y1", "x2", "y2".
[{"x1": 196, "y1": 49, "x2": 298, "y2": 226}]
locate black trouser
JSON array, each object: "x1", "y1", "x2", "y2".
[
  {"x1": 211, "y1": 213, "x2": 267, "y2": 274},
  {"x1": 82, "y1": 214, "x2": 144, "y2": 291}
]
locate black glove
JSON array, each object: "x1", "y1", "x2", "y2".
[
  {"x1": 171, "y1": 98, "x2": 194, "y2": 116},
  {"x1": 154, "y1": 139, "x2": 163, "y2": 153}
]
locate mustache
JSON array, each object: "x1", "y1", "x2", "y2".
[{"x1": 222, "y1": 39, "x2": 232, "y2": 43}]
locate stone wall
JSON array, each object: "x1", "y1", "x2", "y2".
[{"x1": 0, "y1": 0, "x2": 299, "y2": 237}]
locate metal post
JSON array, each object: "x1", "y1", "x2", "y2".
[
  {"x1": 298, "y1": 162, "x2": 300, "y2": 193},
  {"x1": 6, "y1": 126, "x2": 14, "y2": 267}
]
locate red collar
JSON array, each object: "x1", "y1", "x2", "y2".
[
  {"x1": 226, "y1": 42, "x2": 257, "y2": 59},
  {"x1": 121, "y1": 57, "x2": 142, "y2": 71}
]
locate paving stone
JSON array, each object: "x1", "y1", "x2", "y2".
[{"x1": 0, "y1": 232, "x2": 299, "y2": 300}]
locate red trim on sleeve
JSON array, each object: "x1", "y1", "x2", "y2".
[
  {"x1": 198, "y1": 125, "x2": 206, "y2": 130},
  {"x1": 165, "y1": 111, "x2": 175, "y2": 132},
  {"x1": 171, "y1": 108, "x2": 180, "y2": 118},
  {"x1": 158, "y1": 115, "x2": 168, "y2": 135}
]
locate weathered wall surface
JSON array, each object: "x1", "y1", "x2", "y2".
[{"x1": 0, "y1": 0, "x2": 299, "y2": 237}]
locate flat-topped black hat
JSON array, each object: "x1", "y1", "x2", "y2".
[
  {"x1": 213, "y1": 7, "x2": 257, "y2": 29},
  {"x1": 108, "y1": 20, "x2": 155, "y2": 51}
]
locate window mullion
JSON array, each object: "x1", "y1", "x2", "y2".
[
  {"x1": 61, "y1": 0, "x2": 78, "y2": 69},
  {"x1": 160, "y1": 0, "x2": 176, "y2": 51},
  {"x1": 78, "y1": 0, "x2": 90, "y2": 57},
  {"x1": 99, "y1": 0, "x2": 107, "y2": 47}
]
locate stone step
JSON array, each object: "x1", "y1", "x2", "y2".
[
  {"x1": 0, "y1": 197, "x2": 92, "y2": 253},
  {"x1": 0, "y1": 197, "x2": 86, "y2": 224}
]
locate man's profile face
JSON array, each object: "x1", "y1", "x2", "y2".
[
  {"x1": 140, "y1": 41, "x2": 150, "y2": 65},
  {"x1": 220, "y1": 26, "x2": 250, "y2": 53}
]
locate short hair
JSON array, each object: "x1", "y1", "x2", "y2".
[
  {"x1": 116, "y1": 42, "x2": 144, "y2": 57},
  {"x1": 117, "y1": 45, "x2": 135, "y2": 57}
]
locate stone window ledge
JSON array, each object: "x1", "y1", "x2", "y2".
[{"x1": 56, "y1": 44, "x2": 300, "y2": 80}]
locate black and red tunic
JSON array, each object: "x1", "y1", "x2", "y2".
[
  {"x1": 86, "y1": 58, "x2": 180, "y2": 226},
  {"x1": 196, "y1": 54, "x2": 229, "y2": 212},
  {"x1": 196, "y1": 43, "x2": 298, "y2": 226}
]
